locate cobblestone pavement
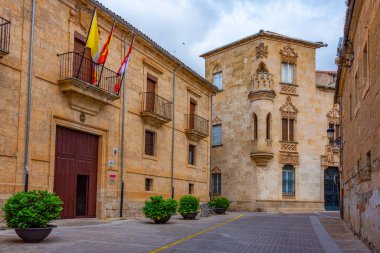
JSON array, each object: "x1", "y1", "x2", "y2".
[{"x1": 0, "y1": 212, "x2": 370, "y2": 253}]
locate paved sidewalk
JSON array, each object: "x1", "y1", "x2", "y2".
[{"x1": 0, "y1": 212, "x2": 370, "y2": 253}]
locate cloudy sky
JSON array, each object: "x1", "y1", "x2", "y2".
[{"x1": 98, "y1": 0, "x2": 346, "y2": 75}]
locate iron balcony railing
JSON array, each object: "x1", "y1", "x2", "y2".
[
  {"x1": 185, "y1": 114, "x2": 209, "y2": 136},
  {"x1": 0, "y1": 17, "x2": 11, "y2": 54},
  {"x1": 58, "y1": 52, "x2": 120, "y2": 95},
  {"x1": 141, "y1": 92, "x2": 172, "y2": 120}
]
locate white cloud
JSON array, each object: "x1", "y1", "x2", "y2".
[{"x1": 98, "y1": 0, "x2": 346, "y2": 75}]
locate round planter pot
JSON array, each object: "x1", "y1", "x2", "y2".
[
  {"x1": 153, "y1": 216, "x2": 171, "y2": 224},
  {"x1": 180, "y1": 212, "x2": 199, "y2": 220},
  {"x1": 214, "y1": 208, "x2": 227, "y2": 214},
  {"x1": 15, "y1": 225, "x2": 56, "y2": 243}
]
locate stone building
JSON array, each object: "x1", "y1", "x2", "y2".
[
  {"x1": 0, "y1": 0, "x2": 217, "y2": 219},
  {"x1": 202, "y1": 30, "x2": 339, "y2": 211},
  {"x1": 335, "y1": 0, "x2": 380, "y2": 251}
]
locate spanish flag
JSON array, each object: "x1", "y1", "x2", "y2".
[
  {"x1": 86, "y1": 9, "x2": 100, "y2": 62},
  {"x1": 98, "y1": 21, "x2": 115, "y2": 65}
]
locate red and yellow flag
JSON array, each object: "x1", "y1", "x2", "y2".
[{"x1": 98, "y1": 21, "x2": 115, "y2": 65}]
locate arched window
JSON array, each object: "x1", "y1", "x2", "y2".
[
  {"x1": 282, "y1": 165, "x2": 295, "y2": 195},
  {"x1": 253, "y1": 113, "x2": 258, "y2": 140},
  {"x1": 211, "y1": 167, "x2": 221, "y2": 195},
  {"x1": 266, "y1": 113, "x2": 271, "y2": 140},
  {"x1": 280, "y1": 96, "x2": 298, "y2": 142}
]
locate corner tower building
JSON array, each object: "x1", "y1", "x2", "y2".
[{"x1": 202, "y1": 30, "x2": 339, "y2": 211}]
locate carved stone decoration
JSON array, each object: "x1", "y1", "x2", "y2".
[
  {"x1": 212, "y1": 167, "x2": 221, "y2": 173},
  {"x1": 250, "y1": 140, "x2": 274, "y2": 166},
  {"x1": 256, "y1": 43, "x2": 268, "y2": 59},
  {"x1": 249, "y1": 62, "x2": 276, "y2": 101},
  {"x1": 280, "y1": 96, "x2": 298, "y2": 119},
  {"x1": 279, "y1": 153, "x2": 299, "y2": 165},
  {"x1": 213, "y1": 64, "x2": 222, "y2": 73},
  {"x1": 280, "y1": 83, "x2": 297, "y2": 95},
  {"x1": 212, "y1": 116, "x2": 222, "y2": 125},
  {"x1": 321, "y1": 146, "x2": 340, "y2": 167},
  {"x1": 327, "y1": 103, "x2": 340, "y2": 125},
  {"x1": 75, "y1": 4, "x2": 92, "y2": 32},
  {"x1": 280, "y1": 45, "x2": 298, "y2": 64},
  {"x1": 280, "y1": 142, "x2": 298, "y2": 153}
]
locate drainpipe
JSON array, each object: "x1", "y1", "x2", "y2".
[
  {"x1": 24, "y1": 0, "x2": 36, "y2": 192},
  {"x1": 119, "y1": 33, "x2": 132, "y2": 218},
  {"x1": 339, "y1": 96, "x2": 344, "y2": 219},
  {"x1": 209, "y1": 94, "x2": 214, "y2": 200},
  {"x1": 170, "y1": 64, "x2": 182, "y2": 199}
]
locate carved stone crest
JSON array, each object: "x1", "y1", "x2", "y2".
[
  {"x1": 74, "y1": 4, "x2": 92, "y2": 32},
  {"x1": 280, "y1": 45, "x2": 298, "y2": 64},
  {"x1": 280, "y1": 96, "x2": 298, "y2": 119},
  {"x1": 321, "y1": 146, "x2": 340, "y2": 167},
  {"x1": 256, "y1": 43, "x2": 268, "y2": 59},
  {"x1": 212, "y1": 116, "x2": 222, "y2": 125},
  {"x1": 279, "y1": 153, "x2": 299, "y2": 165},
  {"x1": 327, "y1": 103, "x2": 340, "y2": 125}
]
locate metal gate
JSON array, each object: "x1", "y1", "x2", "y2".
[{"x1": 324, "y1": 167, "x2": 340, "y2": 211}]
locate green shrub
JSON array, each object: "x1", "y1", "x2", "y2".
[
  {"x1": 208, "y1": 196, "x2": 230, "y2": 209},
  {"x1": 142, "y1": 196, "x2": 178, "y2": 221},
  {"x1": 2, "y1": 190, "x2": 63, "y2": 228},
  {"x1": 178, "y1": 195, "x2": 200, "y2": 214}
]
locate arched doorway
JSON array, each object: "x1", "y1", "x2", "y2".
[{"x1": 324, "y1": 167, "x2": 340, "y2": 210}]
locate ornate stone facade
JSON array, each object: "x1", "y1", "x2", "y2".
[{"x1": 202, "y1": 30, "x2": 334, "y2": 212}]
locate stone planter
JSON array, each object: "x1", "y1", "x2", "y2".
[
  {"x1": 180, "y1": 212, "x2": 199, "y2": 219},
  {"x1": 14, "y1": 225, "x2": 56, "y2": 243},
  {"x1": 214, "y1": 208, "x2": 227, "y2": 214},
  {"x1": 153, "y1": 216, "x2": 171, "y2": 224}
]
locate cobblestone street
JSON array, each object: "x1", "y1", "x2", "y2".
[{"x1": 0, "y1": 212, "x2": 370, "y2": 253}]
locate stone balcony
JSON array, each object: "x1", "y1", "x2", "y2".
[
  {"x1": 140, "y1": 92, "x2": 172, "y2": 127},
  {"x1": 250, "y1": 140, "x2": 274, "y2": 166},
  {"x1": 57, "y1": 52, "x2": 120, "y2": 115},
  {"x1": 248, "y1": 68, "x2": 276, "y2": 101},
  {"x1": 185, "y1": 114, "x2": 209, "y2": 142},
  {"x1": 0, "y1": 17, "x2": 11, "y2": 58}
]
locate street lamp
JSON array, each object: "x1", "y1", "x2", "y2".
[{"x1": 327, "y1": 126, "x2": 335, "y2": 143}]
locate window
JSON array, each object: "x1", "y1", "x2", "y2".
[
  {"x1": 189, "y1": 183, "x2": 194, "y2": 194},
  {"x1": 213, "y1": 72, "x2": 223, "y2": 90},
  {"x1": 188, "y1": 145, "x2": 195, "y2": 165},
  {"x1": 253, "y1": 113, "x2": 258, "y2": 140},
  {"x1": 212, "y1": 124, "x2": 222, "y2": 146},
  {"x1": 266, "y1": 113, "x2": 271, "y2": 140},
  {"x1": 145, "y1": 130, "x2": 155, "y2": 156},
  {"x1": 282, "y1": 165, "x2": 295, "y2": 195},
  {"x1": 145, "y1": 178, "x2": 153, "y2": 191},
  {"x1": 281, "y1": 63, "x2": 294, "y2": 83},
  {"x1": 282, "y1": 118, "x2": 295, "y2": 142},
  {"x1": 354, "y1": 72, "x2": 359, "y2": 106},
  {"x1": 211, "y1": 171, "x2": 221, "y2": 194}
]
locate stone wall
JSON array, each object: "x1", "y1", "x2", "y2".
[
  {"x1": 336, "y1": 0, "x2": 380, "y2": 251},
  {"x1": 0, "y1": 0, "x2": 214, "y2": 218}
]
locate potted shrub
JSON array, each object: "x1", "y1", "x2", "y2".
[
  {"x1": 208, "y1": 196, "x2": 230, "y2": 214},
  {"x1": 2, "y1": 190, "x2": 63, "y2": 243},
  {"x1": 142, "y1": 195, "x2": 178, "y2": 224},
  {"x1": 178, "y1": 195, "x2": 200, "y2": 219}
]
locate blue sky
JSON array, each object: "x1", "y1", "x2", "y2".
[{"x1": 98, "y1": 0, "x2": 346, "y2": 75}]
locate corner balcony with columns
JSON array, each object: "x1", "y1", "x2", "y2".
[{"x1": 248, "y1": 62, "x2": 276, "y2": 101}]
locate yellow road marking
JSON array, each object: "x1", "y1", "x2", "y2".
[{"x1": 150, "y1": 214, "x2": 244, "y2": 253}]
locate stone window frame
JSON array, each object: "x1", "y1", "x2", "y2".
[
  {"x1": 188, "y1": 143, "x2": 196, "y2": 166},
  {"x1": 142, "y1": 59, "x2": 164, "y2": 95},
  {"x1": 212, "y1": 64, "x2": 223, "y2": 91},
  {"x1": 145, "y1": 178, "x2": 153, "y2": 192},
  {"x1": 282, "y1": 164, "x2": 296, "y2": 196},
  {"x1": 188, "y1": 183, "x2": 194, "y2": 195},
  {"x1": 266, "y1": 113, "x2": 272, "y2": 141},
  {"x1": 253, "y1": 112, "x2": 258, "y2": 141},
  {"x1": 211, "y1": 167, "x2": 222, "y2": 195},
  {"x1": 142, "y1": 126, "x2": 158, "y2": 160},
  {"x1": 279, "y1": 96, "x2": 298, "y2": 143},
  {"x1": 212, "y1": 124, "x2": 222, "y2": 147},
  {"x1": 279, "y1": 45, "x2": 298, "y2": 85}
]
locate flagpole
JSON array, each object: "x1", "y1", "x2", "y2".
[
  {"x1": 117, "y1": 35, "x2": 135, "y2": 95},
  {"x1": 98, "y1": 20, "x2": 115, "y2": 87},
  {"x1": 119, "y1": 33, "x2": 135, "y2": 218},
  {"x1": 76, "y1": 7, "x2": 97, "y2": 78}
]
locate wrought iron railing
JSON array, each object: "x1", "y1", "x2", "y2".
[
  {"x1": 185, "y1": 114, "x2": 209, "y2": 136},
  {"x1": 141, "y1": 92, "x2": 172, "y2": 120},
  {"x1": 0, "y1": 17, "x2": 11, "y2": 54},
  {"x1": 58, "y1": 52, "x2": 119, "y2": 95}
]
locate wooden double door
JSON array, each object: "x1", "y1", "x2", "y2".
[{"x1": 54, "y1": 126, "x2": 98, "y2": 218}]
